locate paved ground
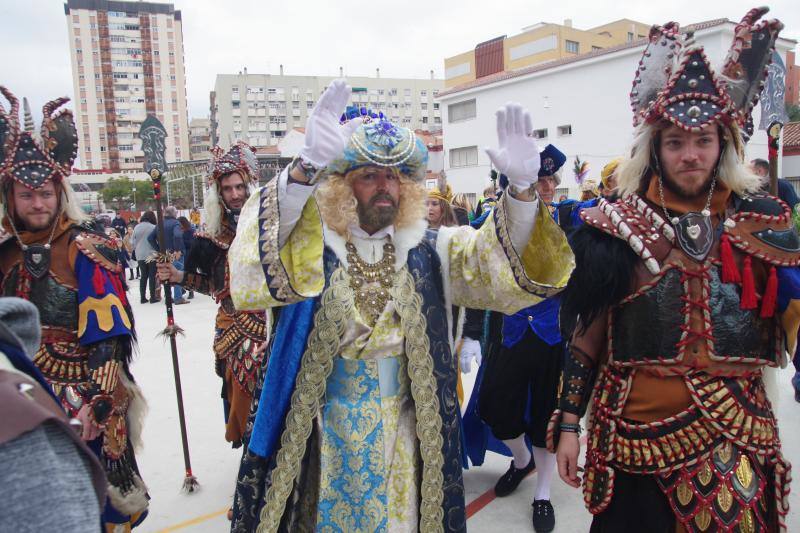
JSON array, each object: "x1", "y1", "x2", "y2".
[{"x1": 127, "y1": 291, "x2": 800, "y2": 532}]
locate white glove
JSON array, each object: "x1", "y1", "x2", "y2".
[
  {"x1": 485, "y1": 103, "x2": 541, "y2": 190},
  {"x1": 299, "y1": 79, "x2": 358, "y2": 168},
  {"x1": 459, "y1": 337, "x2": 482, "y2": 373}
]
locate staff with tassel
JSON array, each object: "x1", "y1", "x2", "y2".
[{"x1": 138, "y1": 115, "x2": 199, "y2": 492}]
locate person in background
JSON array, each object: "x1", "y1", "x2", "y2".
[
  {"x1": 177, "y1": 216, "x2": 195, "y2": 300},
  {"x1": 600, "y1": 157, "x2": 623, "y2": 200},
  {"x1": 579, "y1": 179, "x2": 599, "y2": 202},
  {"x1": 469, "y1": 143, "x2": 570, "y2": 533},
  {"x1": 475, "y1": 183, "x2": 498, "y2": 218},
  {"x1": 751, "y1": 157, "x2": 799, "y2": 209},
  {"x1": 131, "y1": 211, "x2": 158, "y2": 304},
  {"x1": 122, "y1": 220, "x2": 138, "y2": 281},
  {"x1": 111, "y1": 210, "x2": 127, "y2": 237},
  {"x1": 189, "y1": 206, "x2": 201, "y2": 228},
  {"x1": 148, "y1": 205, "x2": 187, "y2": 305},
  {"x1": 426, "y1": 176, "x2": 458, "y2": 229},
  {"x1": 451, "y1": 192, "x2": 475, "y2": 225}
]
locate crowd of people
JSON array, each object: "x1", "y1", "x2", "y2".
[{"x1": 2, "y1": 7, "x2": 799, "y2": 533}]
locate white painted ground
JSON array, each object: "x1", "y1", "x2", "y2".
[{"x1": 128, "y1": 292, "x2": 800, "y2": 532}]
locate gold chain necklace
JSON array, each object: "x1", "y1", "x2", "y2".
[{"x1": 346, "y1": 239, "x2": 396, "y2": 326}]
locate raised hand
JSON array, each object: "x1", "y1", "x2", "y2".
[
  {"x1": 299, "y1": 79, "x2": 355, "y2": 168},
  {"x1": 485, "y1": 103, "x2": 540, "y2": 190}
]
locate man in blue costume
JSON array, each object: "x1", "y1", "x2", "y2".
[
  {"x1": 226, "y1": 81, "x2": 575, "y2": 532},
  {"x1": 463, "y1": 145, "x2": 574, "y2": 533}
]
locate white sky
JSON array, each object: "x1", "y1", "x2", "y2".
[{"x1": 1, "y1": 0, "x2": 798, "y2": 122}]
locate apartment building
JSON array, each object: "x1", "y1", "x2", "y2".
[
  {"x1": 444, "y1": 18, "x2": 650, "y2": 88},
  {"x1": 64, "y1": 0, "x2": 190, "y2": 171},
  {"x1": 212, "y1": 69, "x2": 444, "y2": 150},
  {"x1": 438, "y1": 18, "x2": 795, "y2": 196},
  {"x1": 189, "y1": 118, "x2": 211, "y2": 160}
]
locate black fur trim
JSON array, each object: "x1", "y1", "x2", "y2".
[{"x1": 561, "y1": 224, "x2": 638, "y2": 336}]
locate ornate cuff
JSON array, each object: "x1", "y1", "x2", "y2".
[
  {"x1": 290, "y1": 157, "x2": 321, "y2": 185},
  {"x1": 558, "y1": 345, "x2": 596, "y2": 417}
]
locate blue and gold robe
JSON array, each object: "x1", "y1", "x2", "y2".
[{"x1": 227, "y1": 171, "x2": 574, "y2": 532}]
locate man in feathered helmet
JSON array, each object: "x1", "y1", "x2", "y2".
[
  {"x1": 225, "y1": 79, "x2": 574, "y2": 531},
  {"x1": 157, "y1": 141, "x2": 269, "y2": 451},
  {"x1": 0, "y1": 87, "x2": 149, "y2": 528},
  {"x1": 551, "y1": 8, "x2": 800, "y2": 531}
]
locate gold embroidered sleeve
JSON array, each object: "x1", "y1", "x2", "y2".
[
  {"x1": 229, "y1": 178, "x2": 325, "y2": 310},
  {"x1": 445, "y1": 194, "x2": 574, "y2": 314}
]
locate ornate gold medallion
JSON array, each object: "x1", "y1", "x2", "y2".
[{"x1": 346, "y1": 240, "x2": 396, "y2": 326}]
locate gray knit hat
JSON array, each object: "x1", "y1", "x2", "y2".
[{"x1": 0, "y1": 297, "x2": 41, "y2": 358}]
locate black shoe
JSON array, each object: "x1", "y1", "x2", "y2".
[
  {"x1": 795, "y1": 388, "x2": 800, "y2": 403},
  {"x1": 188, "y1": 291, "x2": 194, "y2": 299},
  {"x1": 532, "y1": 500, "x2": 555, "y2": 532},
  {"x1": 494, "y1": 457, "x2": 535, "y2": 497},
  {"x1": 140, "y1": 298, "x2": 148, "y2": 304},
  {"x1": 150, "y1": 298, "x2": 161, "y2": 304}
]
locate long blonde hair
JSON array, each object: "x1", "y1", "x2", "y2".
[
  {"x1": 616, "y1": 121, "x2": 762, "y2": 198},
  {"x1": 315, "y1": 166, "x2": 427, "y2": 237}
]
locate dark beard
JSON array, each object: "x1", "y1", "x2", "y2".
[{"x1": 357, "y1": 193, "x2": 398, "y2": 232}]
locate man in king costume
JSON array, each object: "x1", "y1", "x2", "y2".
[
  {"x1": 552, "y1": 9, "x2": 799, "y2": 531},
  {"x1": 226, "y1": 80, "x2": 574, "y2": 532},
  {"x1": 0, "y1": 87, "x2": 149, "y2": 529},
  {"x1": 157, "y1": 141, "x2": 268, "y2": 447}
]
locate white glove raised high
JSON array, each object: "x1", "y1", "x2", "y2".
[
  {"x1": 299, "y1": 79, "x2": 359, "y2": 169},
  {"x1": 459, "y1": 337, "x2": 483, "y2": 373},
  {"x1": 485, "y1": 103, "x2": 541, "y2": 190}
]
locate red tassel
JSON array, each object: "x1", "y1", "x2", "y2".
[
  {"x1": 740, "y1": 256, "x2": 758, "y2": 310},
  {"x1": 92, "y1": 264, "x2": 106, "y2": 295},
  {"x1": 720, "y1": 233, "x2": 741, "y2": 284},
  {"x1": 109, "y1": 272, "x2": 129, "y2": 307},
  {"x1": 760, "y1": 266, "x2": 778, "y2": 318}
]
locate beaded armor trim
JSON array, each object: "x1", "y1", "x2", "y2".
[
  {"x1": 581, "y1": 364, "x2": 789, "y2": 531},
  {"x1": 213, "y1": 311, "x2": 267, "y2": 395}
]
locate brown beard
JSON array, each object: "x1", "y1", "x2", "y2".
[
  {"x1": 661, "y1": 169, "x2": 714, "y2": 199},
  {"x1": 357, "y1": 193, "x2": 398, "y2": 233}
]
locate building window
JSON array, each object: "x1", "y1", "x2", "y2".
[
  {"x1": 558, "y1": 124, "x2": 572, "y2": 136},
  {"x1": 421, "y1": 103, "x2": 428, "y2": 110},
  {"x1": 448, "y1": 99, "x2": 476, "y2": 123},
  {"x1": 565, "y1": 40, "x2": 579, "y2": 54},
  {"x1": 420, "y1": 90, "x2": 427, "y2": 98},
  {"x1": 433, "y1": 103, "x2": 440, "y2": 110},
  {"x1": 422, "y1": 117, "x2": 428, "y2": 124},
  {"x1": 450, "y1": 146, "x2": 479, "y2": 168},
  {"x1": 627, "y1": 32, "x2": 634, "y2": 42},
  {"x1": 532, "y1": 128, "x2": 548, "y2": 139}
]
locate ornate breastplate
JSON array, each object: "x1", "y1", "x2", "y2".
[
  {"x1": 610, "y1": 264, "x2": 780, "y2": 370},
  {"x1": 1, "y1": 263, "x2": 78, "y2": 331},
  {"x1": 582, "y1": 194, "x2": 799, "y2": 374}
]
